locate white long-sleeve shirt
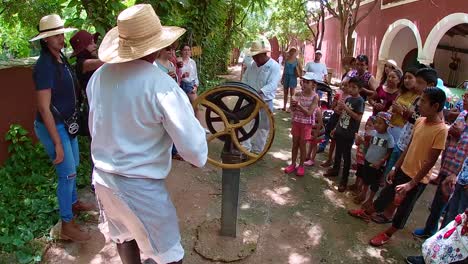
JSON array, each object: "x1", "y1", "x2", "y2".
[
  {"x1": 87, "y1": 60, "x2": 207, "y2": 180},
  {"x1": 180, "y1": 58, "x2": 199, "y2": 86},
  {"x1": 242, "y1": 58, "x2": 281, "y2": 101}
]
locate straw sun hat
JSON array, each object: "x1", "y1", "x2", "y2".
[
  {"x1": 29, "y1": 14, "x2": 77, "y2": 42},
  {"x1": 246, "y1": 40, "x2": 271, "y2": 57},
  {"x1": 98, "y1": 4, "x2": 186, "y2": 64}
]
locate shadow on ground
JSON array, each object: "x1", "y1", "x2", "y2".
[{"x1": 43, "y1": 65, "x2": 437, "y2": 264}]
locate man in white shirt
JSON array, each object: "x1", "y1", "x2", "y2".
[
  {"x1": 304, "y1": 50, "x2": 328, "y2": 82},
  {"x1": 87, "y1": 5, "x2": 207, "y2": 264},
  {"x1": 242, "y1": 40, "x2": 281, "y2": 153}
]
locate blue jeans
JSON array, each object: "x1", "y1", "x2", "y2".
[
  {"x1": 441, "y1": 183, "x2": 468, "y2": 228},
  {"x1": 34, "y1": 121, "x2": 79, "y2": 222}
]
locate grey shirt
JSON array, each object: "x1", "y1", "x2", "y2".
[{"x1": 365, "y1": 130, "x2": 395, "y2": 164}]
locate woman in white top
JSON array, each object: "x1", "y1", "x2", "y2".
[{"x1": 180, "y1": 44, "x2": 199, "y2": 103}]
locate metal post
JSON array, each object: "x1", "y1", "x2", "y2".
[{"x1": 220, "y1": 151, "x2": 242, "y2": 237}]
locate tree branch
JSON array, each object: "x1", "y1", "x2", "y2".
[{"x1": 354, "y1": 0, "x2": 378, "y2": 26}]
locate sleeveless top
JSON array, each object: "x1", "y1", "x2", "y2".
[
  {"x1": 372, "y1": 85, "x2": 399, "y2": 115},
  {"x1": 285, "y1": 60, "x2": 298, "y2": 76},
  {"x1": 292, "y1": 92, "x2": 318, "y2": 124}
]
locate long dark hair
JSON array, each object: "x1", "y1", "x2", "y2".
[
  {"x1": 399, "y1": 67, "x2": 418, "y2": 94},
  {"x1": 39, "y1": 39, "x2": 80, "y2": 104}
]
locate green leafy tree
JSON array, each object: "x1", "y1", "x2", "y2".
[{"x1": 268, "y1": 0, "x2": 311, "y2": 52}]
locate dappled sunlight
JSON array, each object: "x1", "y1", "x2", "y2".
[
  {"x1": 347, "y1": 246, "x2": 388, "y2": 263},
  {"x1": 240, "y1": 202, "x2": 251, "y2": 210},
  {"x1": 269, "y1": 149, "x2": 292, "y2": 161},
  {"x1": 262, "y1": 186, "x2": 296, "y2": 206},
  {"x1": 242, "y1": 229, "x2": 259, "y2": 244},
  {"x1": 306, "y1": 224, "x2": 323, "y2": 246},
  {"x1": 288, "y1": 252, "x2": 311, "y2": 264},
  {"x1": 323, "y1": 189, "x2": 346, "y2": 208}
]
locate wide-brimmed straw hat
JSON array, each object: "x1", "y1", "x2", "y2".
[
  {"x1": 30, "y1": 14, "x2": 76, "y2": 42},
  {"x1": 246, "y1": 40, "x2": 271, "y2": 57},
  {"x1": 98, "y1": 4, "x2": 186, "y2": 64}
]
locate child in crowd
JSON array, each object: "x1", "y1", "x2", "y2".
[
  {"x1": 349, "y1": 87, "x2": 448, "y2": 247},
  {"x1": 350, "y1": 117, "x2": 374, "y2": 195},
  {"x1": 354, "y1": 112, "x2": 394, "y2": 208},
  {"x1": 413, "y1": 89, "x2": 468, "y2": 239},
  {"x1": 284, "y1": 72, "x2": 320, "y2": 176},
  {"x1": 321, "y1": 82, "x2": 351, "y2": 167},
  {"x1": 373, "y1": 67, "x2": 438, "y2": 224},
  {"x1": 324, "y1": 77, "x2": 365, "y2": 192},
  {"x1": 305, "y1": 109, "x2": 324, "y2": 166}
]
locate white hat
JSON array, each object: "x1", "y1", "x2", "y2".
[
  {"x1": 246, "y1": 40, "x2": 271, "y2": 56},
  {"x1": 98, "y1": 4, "x2": 186, "y2": 64},
  {"x1": 302, "y1": 72, "x2": 324, "y2": 83},
  {"x1": 315, "y1": 50, "x2": 323, "y2": 54},
  {"x1": 29, "y1": 14, "x2": 76, "y2": 42}
]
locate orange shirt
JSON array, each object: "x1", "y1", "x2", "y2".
[{"x1": 401, "y1": 117, "x2": 448, "y2": 184}]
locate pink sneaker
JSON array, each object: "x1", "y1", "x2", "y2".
[
  {"x1": 284, "y1": 164, "x2": 296, "y2": 174},
  {"x1": 296, "y1": 166, "x2": 305, "y2": 177},
  {"x1": 304, "y1": 160, "x2": 315, "y2": 166}
]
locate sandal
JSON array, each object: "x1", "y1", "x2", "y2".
[
  {"x1": 371, "y1": 213, "x2": 393, "y2": 224},
  {"x1": 369, "y1": 232, "x2": 391, "y2": 247},
  {"x1": 348, "y1": 209, "x2": 371, "y2": 222}
]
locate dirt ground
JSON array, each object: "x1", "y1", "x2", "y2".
[{"x1": 43, "y1": 66, "x2": 440, "y2": 264}]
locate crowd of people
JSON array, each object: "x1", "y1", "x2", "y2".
[
  {"x1": 282, "y1": 46, "x2": 467, "y2": 263},
  {"x1": 28, "y1": 3, "x2": 467, "y2": 263}
]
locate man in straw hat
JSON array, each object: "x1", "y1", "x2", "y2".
[
  {"x1": 241, "y1": 40, "x2": 281, "y2": 154},
  {"x1": 30, "y1": 14, "x2": 95, "y2": 242},
  {"x1": 87, "y1": 4, "x2": 207, "y2": 263}
]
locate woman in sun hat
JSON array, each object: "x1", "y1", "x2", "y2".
[
  {"x1": 70, "y1": 30, "x2": 104, "y2": 92},
  {"x1": 87, "y1": 4, "x2": 207, "y2": 264},
  {"x1": 30, "y1": 14, "x2": 94, "y2": 243}
]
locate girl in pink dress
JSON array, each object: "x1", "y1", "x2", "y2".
[{"x1": 284, "y1": 73, "x2": 320, "y2": 176}]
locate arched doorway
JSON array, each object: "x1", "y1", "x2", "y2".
[
  {"x1": 378, "y1": 19, "x2": 423, "y2": 79},
  {"x1": 379, "y1": 19, "x2": 423, "y2": 63},
  {"x1": 402, "y1": 48, "x2": 419, "y2": 70},
  {"x1": 422, "y1": 13, "x2": 468, "y2": 87}
]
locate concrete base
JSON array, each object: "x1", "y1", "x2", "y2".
[{"x1": 194, "y1": 219, "x2": 259, "y2": 262}]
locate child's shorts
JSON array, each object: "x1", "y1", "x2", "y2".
[
  {"x1": 355, "y1": 163, "x2": 365, "y2": 179},
  {"x1": 362, "y1": 161, "x2": 384, "y2": 192},
  {"x1": 181, "y1": 80, "x2": 195, "y2": 94},
  {"x1": 291, "y1": 121, "x2": 313, "y2": 140}
]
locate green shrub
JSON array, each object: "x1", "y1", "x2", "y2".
[{"x1": 0, "y1": 125, "x2": 91, "y2": 263}]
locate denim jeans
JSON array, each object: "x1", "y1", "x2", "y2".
[
  {"x1": 34, "y1": 121, "x2": 79, "y2": 222},
  {"x1": 441, "y1": 183, "x2": 468, "y2": 228},
  {"x1": 383, "y1": 146, "x2": 402, "y2": 177},
  {"x1": 422, "y1": 173, "x2": 448, "y2": 235}
]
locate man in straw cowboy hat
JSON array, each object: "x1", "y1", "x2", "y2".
[
  {"x1": 241, "y1": 40, "x2": 281, "y2": 153},
  {"x1": 30, "y1": 14, "x2": 95, "y2": 242},
  {"x1": 87, "y1": 4, "x2": 207, "y2": 264}
]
